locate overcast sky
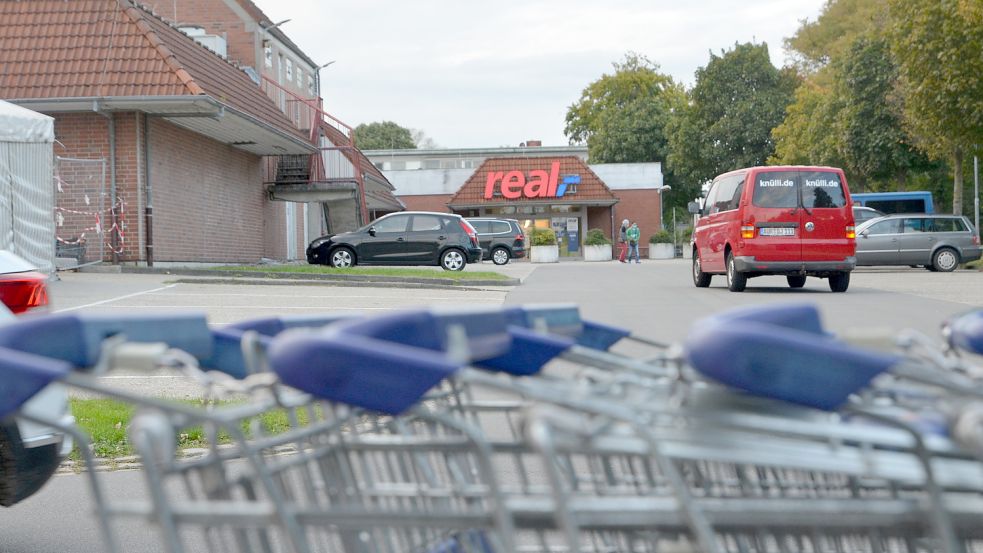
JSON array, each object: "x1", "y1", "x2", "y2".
[{"x1": 251, "y1": 0, "x2": 826, "y2": 149}]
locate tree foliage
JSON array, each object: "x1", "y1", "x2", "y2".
[
  {"x1": 352, "y1": 121, "x2": 417, "y2": 150},
  {"x1": 887, "y1": 0, "x2": 983, "y2": 213},
  {"x1": 564, "y1": 53, "x2": 685, "y2": 164},
  {"x1": 836, "y1": 36, "x2": 930, "y2": 189},
  {"x1": 784, "y1": 0, "x2": 887, "y2": 73},
  {"x1": 770, "y1": 80, "x2": 845, "y2": 168},
  {"x1": 668, "y1": 43, "x2": 798, "y2": 187}
]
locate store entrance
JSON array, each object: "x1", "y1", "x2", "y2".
[{"x1": 519, "y1": 217, "x2": 582, "y2": 258}]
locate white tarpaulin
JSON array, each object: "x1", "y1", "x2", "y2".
[{"x1": 0, "y1": 100, "x2": 55, "y2": 272}]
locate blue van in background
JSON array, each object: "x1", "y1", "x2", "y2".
[{"x1": 851, "y1": 191, "x2": 934, "y2": 214}]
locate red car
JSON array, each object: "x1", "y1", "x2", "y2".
[
  {"x1": 689, "y1": 166, "x2": 856, "y2": 293},
  {"x1": 0, "y1": 250, "x2": 68, "y2": 508}
]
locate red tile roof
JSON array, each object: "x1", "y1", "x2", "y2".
[
  {"x1": 0, "y1": 0, "x2": 304, "y2": 140},
  {"x1": 449, "y1": 156, "x2": 618, "y2": 207}
]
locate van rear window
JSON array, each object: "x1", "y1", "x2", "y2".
[{"x1": 752, "y1": 171, "x2": 846, "y2": 209}]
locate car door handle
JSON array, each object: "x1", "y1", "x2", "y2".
[
  {"x1": 396, "y1": 238, "x2": 404, "y2": 242},
  {"x1": 438, "y1": 235, "x2": 446, "y2": 240}
]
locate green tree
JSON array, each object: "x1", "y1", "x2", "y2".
[
  {"x1": 785, "y1": 0, "x2": 887, "y2": 73},
  {"x1": 352, "y1": 121, "x2": 417, "y2": 150},
  {"x1": 564, "y1": 52, "x2": 685, "y2": 164},
  {"x1": 770, "y1": 79, "x2": 845, "y2": 168},
  {"x1": 668, "y1": 43, "x2": 798, "y2": 186},
  {"x1": 836, "y1": 36, "x2": 930, "y2": 190},
  {"x1": 887, "y1": 0, "x2": 983, "y2": 214}
]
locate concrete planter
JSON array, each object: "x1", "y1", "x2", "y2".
[
  {"x1": 530, "y1": 245, "x2": 559, "y2": 263},
  {"x1": 649, "y1": 243, "x2": 675, "y2": 259},
  {"x1": 681, "y1": 244, "x2": 693, "y2": 259},
  {"x1": 583, "y1": 244, "x2": 612, "y2": 262}
]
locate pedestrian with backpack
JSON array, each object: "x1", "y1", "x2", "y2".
[
  {"x1": 618, "y1": 219, "x2": 629, "y2": 263},
  {"x1": 627, "y1": 222, "x2": 641, "y2": 264}
]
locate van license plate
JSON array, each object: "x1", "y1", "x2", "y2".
[{"x1": 759, "y1": 227, "x2": 795, "y2": 236}]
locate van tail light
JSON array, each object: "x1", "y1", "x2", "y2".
[
  {"x1": 0, "y1": 271, "x2": 49, "y2": 314},
  {"x1": 459, "y1": 220, "x2": 479, "y2": 247},
  {"x1": 846, "y1": 225, "x2": 856, "y2": 239},
  {"x1": 516, "y1": 233, "x2": 525, "y2": 245},
  {"x1": 741, "y1": 225, "x2": 755, "y2": 239}
]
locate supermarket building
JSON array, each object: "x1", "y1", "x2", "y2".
[{"x1": 366, "y1": 145, "x2": 667, "y2": 258}]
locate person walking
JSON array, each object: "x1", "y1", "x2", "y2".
[
  {"x1": 627, "y1": 221, "x2": 641, "y2": 264},
  {"x1": 618, "y1": 219, "x2": 629, "y2": 263}
]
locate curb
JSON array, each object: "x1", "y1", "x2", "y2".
[{"x1": 92, "y1": 266, "x2": 521, "y2": 288}]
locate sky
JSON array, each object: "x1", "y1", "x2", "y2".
[{"x1": 250, "y1": 0, "x2": 827, "y2": 149}]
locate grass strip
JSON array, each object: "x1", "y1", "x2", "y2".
[
  {"x1": 208, "y1": 264, "x2": 510, "y2": 280},
  {"x1": 70, "y1": 398, "x2": 323, "y2": 462}
]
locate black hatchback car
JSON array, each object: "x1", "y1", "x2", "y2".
[
  {"x1": 465, "y1": 217, "x2": 526, "y2": 265},
  {"x1": 306, "y1": 211, "x2": 482, "y2": 271}
]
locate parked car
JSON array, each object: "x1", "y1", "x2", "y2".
[
  {"x1": 855, "y1": 214, "x2": 982, "y2": 272},
  {"x1": 0, "y1": 250, "x2": 72, "y2": 507},
  {"x1": 689, "y1": 166, "x2": 857, "y2": 292},
  {"x1": 465, "y1": 217, "x2": 526, "y2": 265},
  {"x1": 853, "y1": 206, "x2": 886, "y2": 225},
  {"x1": 306, "y1": 211, "x2": 483, "y2": 271}
]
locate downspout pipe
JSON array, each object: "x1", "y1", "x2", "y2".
[
  {"x1": 143, "y1": 113, "x2": 153, "y2": 267},
  {"x1": 93, "y1": 104, "x2": 119, "y2": 264}
]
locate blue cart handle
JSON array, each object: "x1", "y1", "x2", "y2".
[
  {"x1": 685, "y1": 314, "x2": 900, "y2": 411},
  {"x1": 946, "y1": 310, "x2": 983, "y2": 355},
  {"x1": 204, "y1": 313, "x2": 359, "y2": 378},
  {"x1": 0, "y1": 313, "x2": 212, "y2": 369},
  {"x1": 268, "y1": 327, "x2": 459, "y2": 415}
]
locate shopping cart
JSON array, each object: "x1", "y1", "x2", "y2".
[
  {"x1": 266, "y1": 303, "x2": 983, "y2": 553},
  {"x1": 3, "y1": 303, "x2": 983, "y2": 553}
]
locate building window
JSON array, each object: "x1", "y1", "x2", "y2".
[
  {"x1": 285, "y1": 58, "x2": 293, "y2": 81},
  {"x1": 296, "y1": 68, "x2": 304, "y2": 88},
  {"x1": 308, "y1": 73, "x2": 316, "y2": 96},
  {"x1": 277, "y1": 54, "x2": 284, "y2": 83},
  {"x1": 264, "y1": 43, "x2": 272, "y2": 67}
]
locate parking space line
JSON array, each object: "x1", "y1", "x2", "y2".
[{"x1": 55, "y1": 284, "x2": 180, "y2": 313}]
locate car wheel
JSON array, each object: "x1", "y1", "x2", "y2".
[
  {"x1": 329, "y1": 247, "x2": 355, "y2": 268},
  {"x1": 828, "y1": 272, "x2": 850, "y2": 292},
  {"x1": 491, "y1": 247, "x2": 510, "y2": 265},
  {"x1": 0, "y1": 424, "x2": 62, "y2": 507},
  {"x1": 692, "y1": 250, "x2": 711, "y2": 288},
  {"x1": 931, "y1": 247, "x2": 959, "y2": 272},
  {"x1": 441, "y1": 249, "x2": 466, "y2": 271},
  {"x1": 787, "y1": 275, "x2": 807, "y2": 288},
  {"x1": 925, "y1": 264, "x2": 937, "y2": 272},
  {"x1": 726, "y1": 252, "x2": 746, "y2": 292}
]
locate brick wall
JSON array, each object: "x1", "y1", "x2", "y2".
[
  {"x1": 149, "y1": 118, "x2": 266, "y2": 262},
  {"x1": 172, "y1": 0, "x2": 258, "y2": 70}
]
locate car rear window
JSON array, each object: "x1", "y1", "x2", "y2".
[
  {"x1": 929, "y1": 218, "x2": 967, "y2": 232},
  {"x1": 752, "y1": 171, "x2": 847, "y2": 209}
]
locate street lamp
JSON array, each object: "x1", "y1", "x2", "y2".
[
  {"x1": 261, "y1": 18, "x2": 291, "y2": 32},
  {"x1": 314, "y1": 60, "x2": 336, "y2": 99},
  {"x1": 657, "y1": 185, "x2": 672, "y2": 231}
]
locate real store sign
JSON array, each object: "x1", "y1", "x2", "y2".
[{"x1": 483, "y1": 161, "x2": 580, "y2": 199}]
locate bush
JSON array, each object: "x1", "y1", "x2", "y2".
[
  {"x1": 531, "y1": 227, "x2": 557, "y2": 246},
  {"x1": 584, "y1": 228, "x2": 611, "y2": 246},
  {"x1": 649, "y1": 230, "x2": 673, "y2": 244}
]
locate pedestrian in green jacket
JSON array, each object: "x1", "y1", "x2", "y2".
[{"x1": 626, "y1": 222, "x2": 641, "y2": 264}]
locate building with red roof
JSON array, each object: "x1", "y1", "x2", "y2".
[{"x1": 0, "y1": 0, "x2": 399, "y2": 265}]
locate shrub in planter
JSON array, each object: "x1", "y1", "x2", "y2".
[
  {"x1": 530, "y1": 228, "x2": 559, "y2": 263},
  {"x1": 531, "y1": 228, "x2": 557, "y2": 246},
  {"x1": 649, "y1": 230, "x2": 675, "y2": 259},
  {"x1": 583, "y1": 228, "x2": 612, "y2": 261}
]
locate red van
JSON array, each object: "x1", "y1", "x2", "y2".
[{"x1": 689, "y1": 166, "x2": 856, "y2": 292}]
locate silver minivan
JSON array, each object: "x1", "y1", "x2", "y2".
[{"x1": 855, "y1": 214, "x2": 982, "y2": 271}]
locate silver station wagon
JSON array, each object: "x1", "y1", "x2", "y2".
[{"x1": 855, "y1": 214, "x2": 982, "y2": 271}]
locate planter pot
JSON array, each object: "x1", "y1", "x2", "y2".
[
  {"x1": 649, "y1": 243, "x2": 675, "y2": 259},
  {"x1": 530, "y1": 245, "x2": 559, "y2": 263},
  {"x1": 583, "y1": 244, "x2": 612, "y2": 262}
]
